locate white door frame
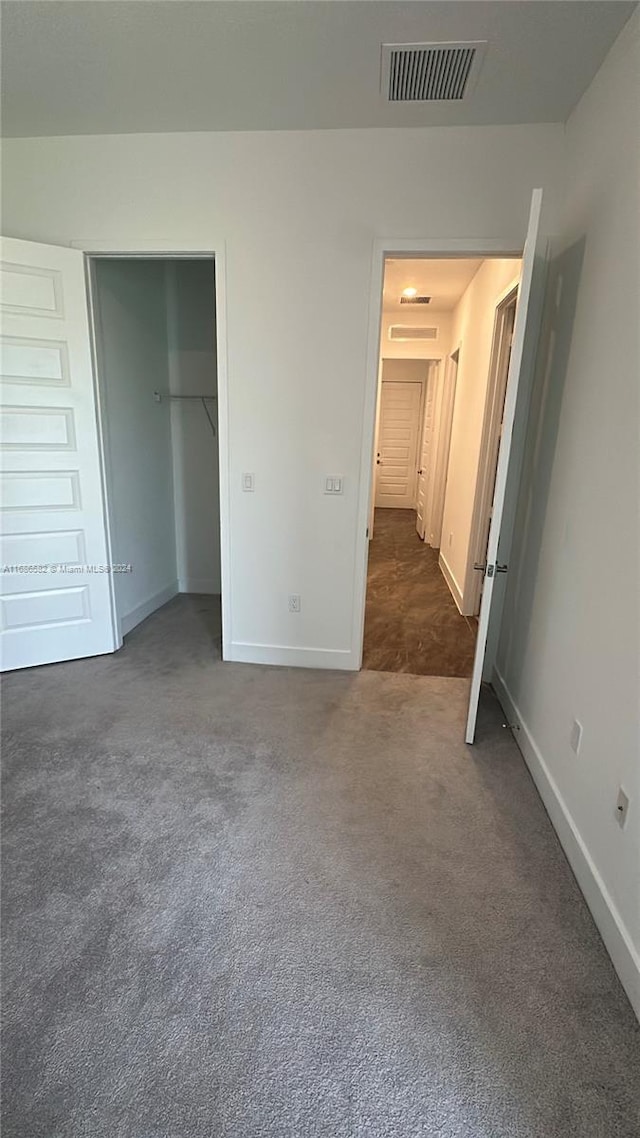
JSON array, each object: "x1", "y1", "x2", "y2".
[
  {"x1": 464, "y1": 282, "x2": 519, "y2": 616},
  {"x1": 429, "y1": 347, "x2": 459, "y2": 550},
  {"x1": 353, "y1": 237, "x2": 523, "y2": 670},
  {"x1": 71, "y1": 238, "x2": 231, "y2": 662},
  {"x1": 415, "y1": 362, "x2": 438, "y2": 540}
]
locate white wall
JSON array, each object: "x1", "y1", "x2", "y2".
[
  {"x1": 495, "y1": 11, "x2": 640, "y2": 1016},
  {"x1": 92, "y1": 259, "x2": 177, "y2": 634},
  {"x1": 380, "y1": 309, "x2": 452, "y2": 360},
  {"x1": 439, "y1": 258, "x2": 521, "y2": 613},
  {"x1": 166, "y1": 260, "x2": 220, "y2": 594},
  {"x1": 0, "y1": 124, "x2": 563, "y2": 667}
]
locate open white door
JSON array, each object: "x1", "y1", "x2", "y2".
[
  {"x1": 465, "y1": 190, "x2": 543, "y2": 743},
  {"x1": 1, "y1": 236, "x2": 117, "y2": 671},
  {"x1": 368, "y1": 358, "x2": 384, "y2": 541}
]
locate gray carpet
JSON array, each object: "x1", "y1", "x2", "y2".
[{"x1": 2, "y1": 595, "x2": 638, "y2": 1138}]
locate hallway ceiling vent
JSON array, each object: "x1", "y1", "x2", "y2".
[
  {"x1": 400, "y1": 295, "x2": 431, "y2": 305},
  {"x1": 381, "y1": 42, "x2": 487, "y2": 102},
  {"x1": 389, "y1": 325, "x2": 438, "y2": 342}
]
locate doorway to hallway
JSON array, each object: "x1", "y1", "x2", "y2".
[{"x1": 363, "y1": 253, "x2": 523, "y2": 682}]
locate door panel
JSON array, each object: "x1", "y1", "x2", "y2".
[
  {"x1": 465, "y1": 189, "x2": 544, "y2": 743},
  {"x1": 1, "y1": 236, "x2": 117, "y2": 671},
  {"x1": 375, "y1": 381, "x2": 422, "y2": 509},
  {"x1": 470, "y1": 299, "x2": 517, "y2": 617},
  {"x1": 416, "y1": 367, "x2": 436, "y2": 538}
]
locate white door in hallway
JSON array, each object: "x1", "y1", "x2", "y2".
[
  {"x1": 416, "y1": 367, "x2": 436, "y2": 539},
  {"x1": 0, "y1": 236, "x2": 117, "y2": 671},
  {"x1": 375, "y1": 380, "x2": 422, "y2": 509},
  {"x1": 465, "y1": 188, "x2": 544, "y2": 743}
]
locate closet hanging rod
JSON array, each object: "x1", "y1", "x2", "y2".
[{"x1": 153, "y1": 391, "x2": 217, "y2": 402}]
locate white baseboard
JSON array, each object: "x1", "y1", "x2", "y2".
[
  {"x1": 120, "y1": 581, "x2": 179, "y2": 637},
  {"x1": 229, "y1": 641, "x2": 355, "y2": 670},
  {"x1": 492, "y1": 667, "x2": 640, "y2": 1021},
  {"x1": 438, "y1": 552, "x2": 464, "y2": 614},
  {"x1": 178, "y1": 577, "x2": 220, "y2": 595}
]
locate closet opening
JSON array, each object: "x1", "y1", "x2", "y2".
[{"x1": 89, "y1": 255, "x2": 222, "y2": 656}]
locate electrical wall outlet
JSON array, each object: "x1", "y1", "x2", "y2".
[
  {"x1": 288, "y1": 594, "x2": 301, "y2": 613},
  {"x1": 615, "y1": 787, "x2": 629, "y2": 829},
  {"x1": 569, "y1": 719, "x2": 583, "y2": 755}
]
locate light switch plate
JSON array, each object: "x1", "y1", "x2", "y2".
[
  {"x1": 242, "y1": 473, "x2": 255, "y2": 492},
  {"x1": 324, "y1": 475, "x2": 344, "y2": 495}
]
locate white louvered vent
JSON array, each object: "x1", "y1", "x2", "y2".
[
  {"x1": 389, "y1": 325, "x2": 438, "y2": 342},
  {"x1": 382, "y1": 42, "x2": 487, "y2": 102}
]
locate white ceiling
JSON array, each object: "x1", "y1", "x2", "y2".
[
  {"x1": 1, "y1": 1, "x2": 635, "y2": 138},
  {"x1": 383, "y1": 258, "x2": 492, "y2": 313}
]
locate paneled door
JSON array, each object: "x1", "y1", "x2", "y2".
[
  {"x1": 416, "y1": 367, "x2": 436, "y2": 539},
  {"x1": 374, "y1": 380, "x2": 422, "y2": 509},
  {"x1": 0, "y1": 236, "x2": 117, "y2": 671}
]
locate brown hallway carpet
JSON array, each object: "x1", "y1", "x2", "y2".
[{"x1": 363, "y1": 508, "x2": 477, "y2": 677}]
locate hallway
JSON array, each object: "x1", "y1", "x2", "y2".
[{"x1": 363, "y1": 508, "x2": 477, "y2": 676}]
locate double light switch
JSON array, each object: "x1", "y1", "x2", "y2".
[{"x1": 324, "y1": 476, "x2": 344, "y2": 495}]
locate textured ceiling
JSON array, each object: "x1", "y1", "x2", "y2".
[{"x1": 1, "y1": 1, "x2": 635, "y2": 137}]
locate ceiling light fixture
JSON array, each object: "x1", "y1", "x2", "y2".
[{"x1": 402, "y1": 287, "x2": 418, "y2": 298}]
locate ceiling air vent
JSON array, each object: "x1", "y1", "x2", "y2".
[
  {"x1": 389, "y1": 326, "x2": 438, "y2": 342},
  {"x1": 382, "y1": 42, "x2": 487, "y2": 102},
  {"x1": 400, "y1": 295, "x2": 431, "y2": 305}
]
